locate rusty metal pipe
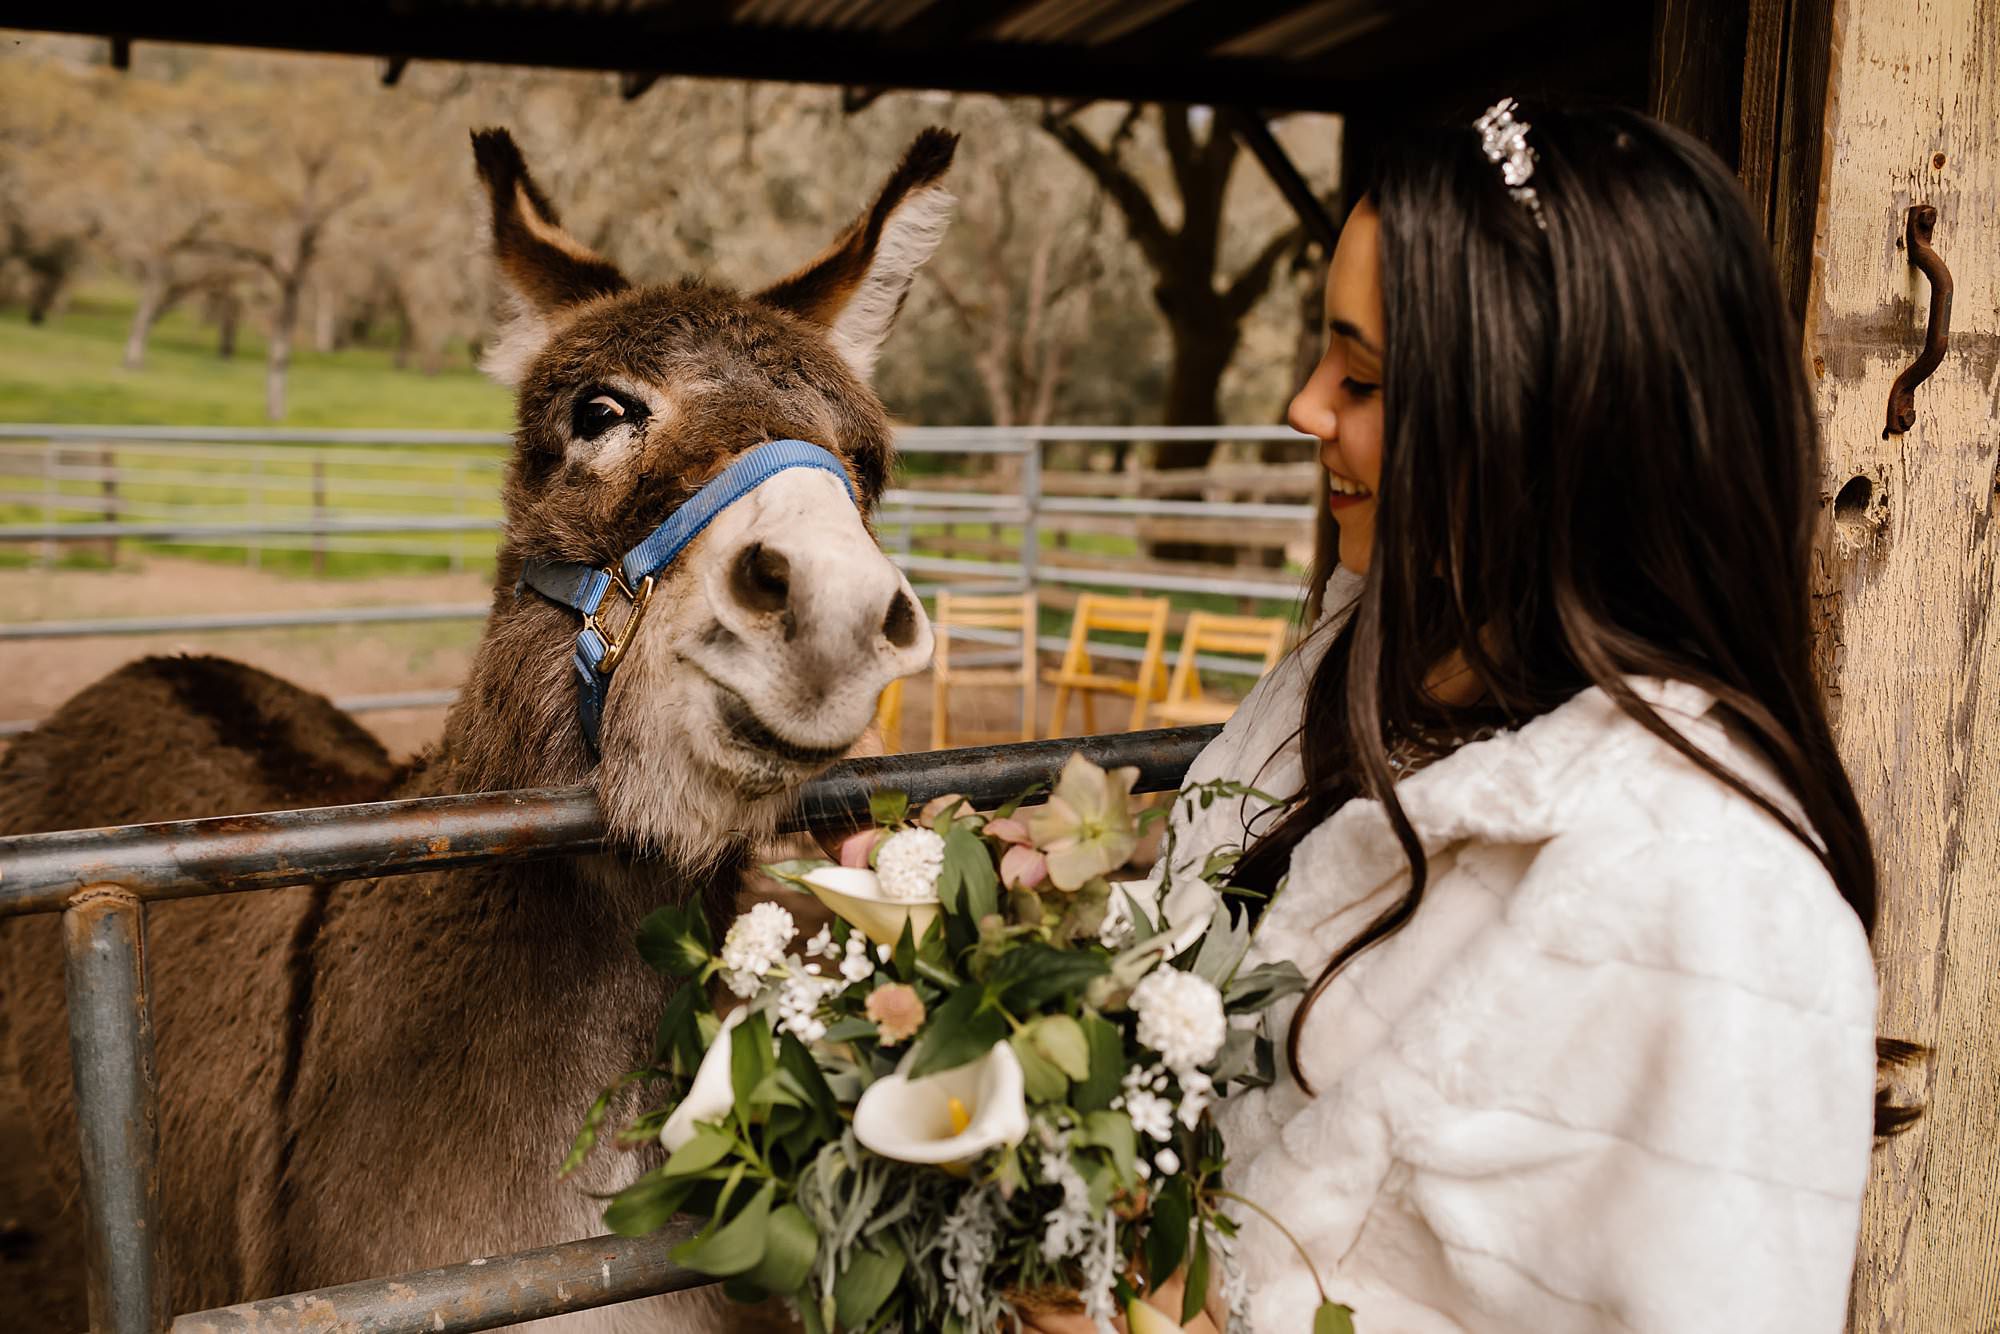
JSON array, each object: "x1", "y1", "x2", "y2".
[
  {"x1": 0, "y1": 728, "x2": 1222, "y2": 916},
  {"x1": 63, "y1": 888, "x2": 164, "y2": 1334},
  {"x1": 171, "y1": 1225, "x2": 707, "y2": 1334}
]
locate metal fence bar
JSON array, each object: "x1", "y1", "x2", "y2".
[
  {"x1": 0, "y1": 604, "x2": 491, "y2": 640},
  {"x1": 0, "y1": 518, "x2": 503, "y2": 541},
  {"x1": 63, "y1": 887, "x2": 164, "y2": 1334},
  {"x1": 172, "y1": 1225, "x2": 709, "y2": 1334},
  {"x1": 0, "y1": 728, "x2": 1220, "y2": 917}
]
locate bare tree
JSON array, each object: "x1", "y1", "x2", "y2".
[
  {"x1": 1042, "y1": 104, "x2": 1307, "y2": 467},
  {"x1": 203, "y1": 142, "x2": 369, "y2": 419}
]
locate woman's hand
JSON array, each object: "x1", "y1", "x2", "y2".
[{"x1": 1018, "y1": 1273, "x2": 1225, "y2": 1334}]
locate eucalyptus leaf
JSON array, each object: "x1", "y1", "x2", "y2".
[
  {"x1": 671, "y1": 1179, "x2": 776, "y2": 1277},
  {"x1": 1225, "y1": 961, "x2": 1309, "y2": 1012},
  {"x1": 603, "y1": 1171, "x2": 696, "y2": 1237},
  {"x1": 834, "y1": 1236, "x2": 907, "y2": 1330},
  {"x1": 742, "y1": 1202, "x2": 818, "y2": 1297},
  {"x1": 661, "y1": 1123, "x2": 736, "y2": 1178},
  {"x1": 941, "y1": 822, "x2": 1000, "y2": 921},
  {"x1": 1031, "y1": 1014, "x2": 1092, "y2": 1081},
  {"x1": 1189, "y1": 901, "x2": 1250, "y2": 988},
  {"x1": 1011, "y1": 1032, "x2": 1070, "y2": 1102}
]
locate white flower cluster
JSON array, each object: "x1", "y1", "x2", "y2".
[
  {"x1": 1116, "y1": 1066, "x2": 1176, "y2": 1142},
  {"x1": 1129, "y1": 965, "x2": 1226, "y2": 1072},
  {"x1": 876, "y1": 826, "x2": 946, "y2": 901},
  {"x1": 720, "y1": 901, "x2": 795, "y2": 998},
  {"x1": 1038, "y1": 1141, "x2": 1094, "y2": 1261},
  {"x1": 775, "y1": 965, "x2": 840, "y2": 1044}
]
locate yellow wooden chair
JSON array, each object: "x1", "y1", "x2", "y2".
[
  {"x1": 930, "y1": 590, "x2": 1039, "y2": 750},
  {"x1": 1043, "y1": 593, "x2": 1171, "y2": 736},
  {"x1": 873, "y1": 677, "x2": 906, "y2": 752},
  {"x1": 1150, "y1": 612, "x2": 1290, "y2": 726}
]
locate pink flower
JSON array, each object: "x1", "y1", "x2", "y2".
[
  {"x1": 983, "y1": 817, "x2": 1031, "y2": 846},
  {"x1": 920, "y1": 793, "x2": 972, "y2": 828},
  {"x1": 838, "y1": 828, "x2": 885, "y2": 869},
  {"x1": 1000, "y1": 843, "x2": 1048, "y2": 890},
  {"x1": 865, "y1": 983, "x2": 927, "y2": 1045}
]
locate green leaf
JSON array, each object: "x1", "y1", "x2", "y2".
[
  {"x1": 729, "y1": 1012, "x2": 777, "y2": 1124},
  {"x1": 985, "y1": 943, "x2": 1110, "y2": 1010},
  {"x1": 635, "y1": 904, "x2": 713, "y2": 978},
  {"x1": 661, "y1": 1123, "x2": 736, "y2": 1178},
  {"x1": 1225, "y1": 961, "x2": 1309, "y2": 1013},
  {"x1": 763, "y1": 858, "x2": 836, "y2": 887},
  {"x1": 868, "y1": 790, "x2": 910, "y2": 826},
  {"x1": 1011, "y1": 1031, "x2": 1070, "y2": 1103},
  {"x1": 742, "y1": 1202, "x2": 818, "y2": 1297},
  {"x1": 820, "y1": 1015, "x2": 879, "y2": 1044},
  {"x1": 651, "y1": 981, "x2": 709, "y2": 1073},
  {"x1": 1078, "y1": 1109, "x2": 1138, "y2": 1184},
  {"x1": 671, "y1": 1179, "x2": 776, "y2": 1277},
  {"x1": 1032, "y1": 1014, "x2": 1093, "y2": 1082},
  {"x1": 1071, "y1": 1011, "x2": 1125, "y2": 1113},
  {"x1": 907, "y1": 983, "x2": 1009, "y2": 1079},
  {"x1": 1145, "y1": 1177, "x2": 1192, "y2": 1288},
  {"x1": 748, "y1": 1068, "x2": 809, "y2": 1110},
  {"x1": 560, "y1": 1069, "x2": 647, "y2": 1179},
  {"x1": 893, "y1": 916, "x2": 919, "y2": 978},
  {"x1": 993, "y1": 780, "x2": 1047, "y2": 820},
  {"x1": 777, "y1": 1032, "x2": 840, "y2": 1125},
  {"x1": 1183, "y1": 1225, "x2": 1211, "y2": 1325},
  {"x1": 834, "y1": 1236, "x2": 907, "y2": 1330},
  {"x1": 1314, "y1": 1301, "x2": 1357, "y2": 1334},
  {"x1": 603, "y1": 1171, "x2": 696, "y2": 1237},
  {"x1": 1189, "y1": 901, "x2": 1250, "y2": 989},
  {"x1": 940, "y1": 822, "x2": 1001, "y2": 921}
]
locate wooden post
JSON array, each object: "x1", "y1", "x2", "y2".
[{"x1": 1797, "y1": 0, "x2": 2000, "y2": 1327}]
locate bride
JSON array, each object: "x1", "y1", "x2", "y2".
[{"x1": 1029, "y1": 101, "x2": 1896, "y2": 1333}]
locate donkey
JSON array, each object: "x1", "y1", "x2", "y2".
[{"x1": 0, "y1": 125, "x2": 956, "y2": 1332}]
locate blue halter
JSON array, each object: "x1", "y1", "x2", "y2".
[{"x1": 517, "y1": 438, "x2": 856, "y2": 756}]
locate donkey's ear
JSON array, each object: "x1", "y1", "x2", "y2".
[
  {"x1": 471, "y1": 127, "x2": 629, "y2": 387},
  {"x1": 757, "y1": 127, "x2": 958, "y2": 381}
]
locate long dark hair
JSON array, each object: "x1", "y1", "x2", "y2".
[{"x1": 1229, "y1": 105, "x2": 1918, "y2": 1135}]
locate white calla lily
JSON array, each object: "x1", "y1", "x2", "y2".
[
  {"x1": 801, "y1": 865, "x2": 941, "y2": 948},
  {"x1": 659, "y1": 1008, "x2": 747, "y2": 1152},
  {"x1": 852, "y1": 1042, "x2": 1029, "y2": 1165}
]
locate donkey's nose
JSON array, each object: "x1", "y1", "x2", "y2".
[{"x1": 728, "y1": 542, "x2": 792, "y2": 617}]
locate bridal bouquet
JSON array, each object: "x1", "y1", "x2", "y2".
[{"x1": 566, "y1": 754, "x2": 1353, "y2": 1333}]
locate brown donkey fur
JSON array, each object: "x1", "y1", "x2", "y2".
[{"x1": 0, "y1": 126, "x2": 956, "y2": 1332}]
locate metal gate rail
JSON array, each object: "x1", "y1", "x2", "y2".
[{"x1": 0, "y1": 726, "x2": 1220, "y2": 1333}]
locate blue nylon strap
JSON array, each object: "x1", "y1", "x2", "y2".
[
  {"x1": 619, "y1": 438, "x2": 854, "y2": 588},
  {"x1": 516, "y1": 439, "x2": 857, "y2": 756}
]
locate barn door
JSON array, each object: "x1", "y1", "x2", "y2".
[{"x1": 1798, "y1": 0, "x2": 2000, "y2": 1328}]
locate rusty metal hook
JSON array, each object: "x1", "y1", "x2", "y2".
[{"x1": 1883, "y1": 204, "x2": 1952, "y2": 437}]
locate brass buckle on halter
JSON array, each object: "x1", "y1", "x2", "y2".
[{"x1": 585, "y1": 566, "x2": 656, "y2": 675}]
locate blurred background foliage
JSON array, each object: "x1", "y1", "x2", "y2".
[{"x1": 0, "y1": 33, "x2": 1339, "y2": 439}]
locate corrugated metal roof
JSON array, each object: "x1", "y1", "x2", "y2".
[{"x1": 3, "y1": 0, "x2": 1652, "y2": 112}]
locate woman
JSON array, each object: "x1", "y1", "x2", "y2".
[{"x1": 1032, "y1": 101, "x2": 1897, "y2": 1333}]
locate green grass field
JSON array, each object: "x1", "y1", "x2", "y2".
[{"x1": 0, "y1": 282, "x2": 512, "y2": 429}]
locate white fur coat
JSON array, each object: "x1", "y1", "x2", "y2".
[{"x1": 1156, "y1": 571, "x2": 1879, "y2": 1333}]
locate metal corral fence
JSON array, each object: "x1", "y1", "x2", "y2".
[
  {"x1": 0, "y1": 725, "x2": 1219, "y2": 1334},
  {"x1": 0, "y1": 423, "x2": 1320, "y2": 735}
]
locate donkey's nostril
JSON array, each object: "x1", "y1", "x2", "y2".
[
  {"x1": 730, "y1": 542, "x2": 791, "y2": 614},
  {"x1": 881, "y1": 589, "x2": 920, "y2": 649}
]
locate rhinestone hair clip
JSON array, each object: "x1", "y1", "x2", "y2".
[{"x1": 1473, "y1": 97, "x2": 1545, "y2": 227}]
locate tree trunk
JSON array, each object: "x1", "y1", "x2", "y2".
[
  {"x1": 266, "y1": 279, "x2": 302, "y2": 422},
  {"x1": 215, "y1": 295, "x2": 240, "y2": 359},
  {"x1": 123, "y1": 281, "x2": 164, "y2": 370}
]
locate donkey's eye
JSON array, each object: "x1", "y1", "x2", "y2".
[{"x1": 573, "y1": 390, "x2": 644, "y2": 441}]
